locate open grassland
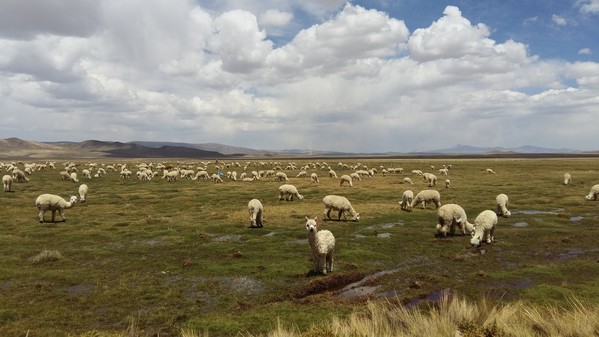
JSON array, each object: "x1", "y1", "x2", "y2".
[{"x1": 1, "y1": 157, "x2": 599, "y2": 336}]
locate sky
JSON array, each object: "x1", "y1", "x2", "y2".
[{"x1": 0, "y1": 0, "x2": 598, "y2": 153}]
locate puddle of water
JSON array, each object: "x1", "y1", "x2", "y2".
[
  {"x1": 512, "y1": 222, "x2": 529, "y2": 227},
  {"x1": 338, "y1": 285, "x2": 379, "y2": 300},
  {"x1": 337, "y1": 257, "x2": 436, "y2": 300},
  {"x1": 67, "y1": 284, "x2": 96, "y2": 296},
  {"x1": 405, "y1": 288, "x2": 451, "y2": 308},
  {"x1": 514, "y1": 209, "x2": 560, "y2": 215},
  {"x1": 557, "y1": 249, "x2": 582, "y2": 261},
  {"x1": 366, "y1": 223, "x2": 398, "y2": 230},
  {"x1": 570, "y1": 216, "x2": 583, "y2": 222},
  {"x1": 214, "y1": 235, "x2": 242, "y2": 242},
  {"x1": 377, "y1": 233, "x2": 391, "y2": 238}
]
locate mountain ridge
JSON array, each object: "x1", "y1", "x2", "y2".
[{"x1": 0, "y1": 138, "x2": 596, "y2": 159}]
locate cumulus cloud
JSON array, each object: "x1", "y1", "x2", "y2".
[
  {"x1": 577, "y1": 0, "x2": 599, "y2": 14},
  {"x1": 259, "y1": 9, "x2": 293, "y2": 27},
  {"x1": 0, "y1": 2, "x2": 598, "y2": 152},
  {"x1": 551, "y1": 14, "x2": 568, "y2": 26},
  {"x1": 579, "y1": 48, "x2": 592, "y2": 55}
]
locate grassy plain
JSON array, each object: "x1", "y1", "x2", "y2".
[{"x1": 1, "y1": 156, "x2": 599, "y2": 336}]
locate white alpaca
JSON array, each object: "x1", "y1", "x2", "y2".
[
  {"x1": 78, "y1": 184, "x2": 89, "y2": 203},
  {"x1": 470, "y1": 210, "x2": 498, "y2": 247},
  {"x1": 495, "y1": 193, "x2": 511, "y2": 217},
  {"x1": 399, "y1": 190, "x2": 414, "y2": 212},
  {"x1": 403, "y1": 177, "x2": 413, "y2": 184},
  {"x1": 310, "y1": 173, "x2": 320, "y2": 183},
  {"x1": 423, "y1": 172, "x2": 437, "y2": 187},
  {"x1": 563, "y1": 173, "x2": 571, "y2": 185},
  {"x1": 339, "y1": 174, "x2": 353, "y2": 187},
  {"x1": 486, "y1": 168, "x2": 496, "y2": 174},
  {"x1": 60, "y1": 171, "x2": 71, "y2": 181},
  {"x1": 274, "y1": 171, "x2": 289, "y2": 182},
  {"x1": 585, "y1": 184, "x2": 599, "y2": 201},
  {"x1": 3, "y1": 174, "x2": 13, "y2": 192},
  {"x1": 305, "y1": 217, "x2": 335, "y2": 275},
  {"x1": 35, "y1": 194, "x2": 78, "y2": 223},
  {"x1": 445, "y1": 179, "x2": 450, "y2": 189},
  {"x1": 247, "y1": 199, "x2": 263, "y2": 228},
  {"x1": 278, "y1": 184, "x2": 303, "y2": 201},
  {"x1": 70, "y1": 172, "x2": 79, "y2": 183},
  {"x1": 435, "y1": 204, "x2": 474, "y2": 237},
  {"x1": 12, "y1": 169, "x2": 29, "y2": 183},
  {"x1": 410, "y1": 190, "x2": 441, "y2": 209},
  {"x1": 323, "y1": 195, "x2": 360, "y2": 221}
]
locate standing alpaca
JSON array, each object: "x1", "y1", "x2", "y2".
[
  {"x1": 35, "y1": 194, "x2": 78, "y2": 223},
  {"x1": 305, "y1": 217, "x2": 335, "y2": 275}
]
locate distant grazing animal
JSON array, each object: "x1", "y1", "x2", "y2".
[
  {"x1": 278, "y1": 184, "x2": 303, "y2": 201},
  {"x1": 310, "y1": 173, "x2": 320, "y2": 183},
  {"x1": 585, "y1": 184, "x2": 599, "y2": 201},
  {"x1": 35, "y1": 194, "x2": 77, "y2": 223},
  {"x1": 247, "y1": 199, "x2": 263, "y2": 228},
  {"x1": 410, "y1": 190, "x2": 441, "y2": 209},
  {"x1": 323, "y1": 195, "x2": 360, "y2": 221},
  {"x1": 78, "y1": 184, "x2": 89, "y2": 203},
  {"x1": 495, "y1": 193, "x2": 511, "y2": 217},
  {"x1": 563, "y1": 173, "x2": 571, "y2": 185},
  {"x1": 399, "y1": 190, "x2": 414, "y2": 212},
  {"x1": 2, "y1": 175, "x2": 13, "y2": 192},
  {"x1": 435, "y1": 204, "x2": 473, "y2": 237},
  {"x1": 470, "y1": 210, "x2": 498, "y2": 247},
  {"x1": 339, "y1": 174, "x2": 353, "y2": 187}
]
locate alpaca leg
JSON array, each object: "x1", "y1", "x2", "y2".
[
  {"x1": 51, "y1": 210, "x2": 57, "y2": 222},
  {"x1": 327, "y1": 253, "x2": 334, "y2": 273},
  {"x1": 38, "y1": 209, "x2": 45, "y2": 223},
  {"x1": 320, "y1": 255, "x2": 327, "y2": 275}
]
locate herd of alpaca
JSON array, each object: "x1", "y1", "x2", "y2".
[{"x1": 2, "y1": 158, "x2": 598, "y2": 276}]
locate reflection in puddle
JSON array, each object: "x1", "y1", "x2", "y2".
[
  {"x1": 405, "y1": 288, "x2": 451, "y2": 308},
  {"x1": 570, "y1": 216, "x2": 583, "y2": 222},
  {"x1": 338, "y1": 285, "x2": 379, "y2": 299}
]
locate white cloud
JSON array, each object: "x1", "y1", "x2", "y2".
[
  {"x1": 0, "y1": 1, "x2": 598, "y2": 152},
  {"x1": 551, "y1": 14, "x2": 568, "y2": 26},
  {"x1": 578, "y1": 0, "x2": 599, "y2": 14},
  {"x1": 259, "y1": 9, "x2": 293, "y2": 27},
  {"x1": 579, "y1": 48, "x2": 592, "y2": 55}
]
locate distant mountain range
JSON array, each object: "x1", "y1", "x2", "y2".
[
  {"x1": 0, "y1": 138, "x2": 595, "y2": 159},
  {"x1": 417, "y1": 144, "x2": 582, "y2": 154}
]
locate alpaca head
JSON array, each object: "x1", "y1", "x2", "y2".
[
  {"x1": 305, "y1": 216, "x2": 319, "y2": 233},
  {"x1": 69, "y1": 195, "x2": 78, "y2": 204}
]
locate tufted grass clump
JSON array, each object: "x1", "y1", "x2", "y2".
[{"x1": 29, "y1": 249, "x2": 63, "y2": 264}]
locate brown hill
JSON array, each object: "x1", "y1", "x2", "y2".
[{"x1": 0, "y1": 138, "x2": 228, "y2": 159}]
